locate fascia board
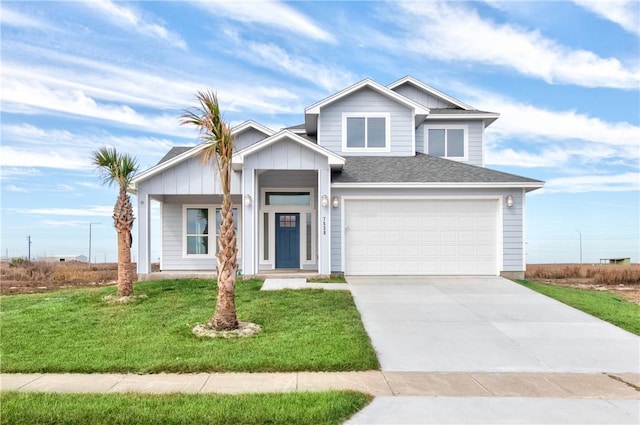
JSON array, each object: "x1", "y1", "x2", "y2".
[{"x1": 331, "y1": 182, "x2": 545, "y2": 189}]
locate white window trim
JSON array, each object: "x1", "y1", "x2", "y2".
[
  {"x1": 424, "y1": 124, "x2": 469, "y2": 161},
  {"x1": 342, "y1": 112, "x2": 391, "y2": 152},
  {"x1": 182, "y1": 204, "x2": 241, "y2": 258},
  {"x1": 259, "y1": 187, "x2": 316, "y2": 268}
]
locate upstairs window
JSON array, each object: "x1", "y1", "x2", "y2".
[
  {"x1": 426, "y1": 125, "x2": 468, "y2": 160},
  {"x1": 343, "y1": 113, "x2": 390, "y2": 151}
]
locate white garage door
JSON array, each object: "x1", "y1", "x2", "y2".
[{"x1": 344, "y1": 199, "x2": 499, "y2": 275}]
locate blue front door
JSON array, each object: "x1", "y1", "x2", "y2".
[{"x1": 275, "y1": 213, "x2": 300, "y2": 268}]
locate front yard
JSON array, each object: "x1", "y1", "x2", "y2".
[{"x1": 0, "y1": 279, "x2": 379, "y2": 373}]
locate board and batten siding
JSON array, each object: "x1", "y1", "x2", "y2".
[
  {"x1": 417, "y1": 120, "x2": 484, "y2": 166},
  {"x1": 330, "y1": 187, "x2": 526, "y2": 274},
  {"x1": 235, "y1": 128, "x2": 269, "y2": 152},
  {"x1": 391, "y1": 84, "x2": 457, "y2": 109},
  {"x1": 138, "y1": 155, "x2": 242, "y2": 195},
  {"x1": 244, "y1": 139, "x2": 330, "y2": 170},
  {"x1": 318, "y1": 87, "x2": 414, "y2": 156},
  {"x1": 160, "y1": 195, "x2": 242, "y2": 271}
]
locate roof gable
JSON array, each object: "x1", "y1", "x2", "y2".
[
  {"x1": 304, "y1": 78, "x2": 430, "y2": 134},
  {"x1": 232, "y1": 130, "x2": 345, "y2": 170},
  {"x1": 388, "y1": 76, "x2": 475, "y2": 110},
  {"x1": 131, "y1": 121, "x2": 275, "y2": 189}
]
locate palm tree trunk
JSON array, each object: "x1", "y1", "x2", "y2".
[
  {"x1": 117, "y1": 230, "x2": 134, "y2": 297},
  {"x1": 210, "y1": 157, "x2": 238, "y2": 330}
]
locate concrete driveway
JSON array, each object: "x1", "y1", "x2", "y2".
[
  {"x1": 346, "y1": 276, "x2": 640, "y2": 425},
  {"x1": 347, "y1": 276, "x2": 639, "y2": 373}
]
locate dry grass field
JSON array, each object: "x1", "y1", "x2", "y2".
[
  {"x1": 526, "y1": 263, "x2": 640, "y2": 304},
  {"x1": 0, "y1": 261, "x2": 121, "y2": 295}
]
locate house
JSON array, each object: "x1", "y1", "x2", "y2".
[{"x1": 130, "y1": 77, "x2": 543, "y2": 280}]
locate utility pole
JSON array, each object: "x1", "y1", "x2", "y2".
[
  {"x1": 88, "y1": 223, "x2": 101, "y2": 267},
  {"x1": 27, "y1": 235, "x2": 31, "y2": 262},
  {"x1": 575, "y1": 229, "x2": 582, "y2": 264}
]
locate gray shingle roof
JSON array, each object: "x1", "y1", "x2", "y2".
[
  {"x1": 157, "y1": 147, "x2": 193, "y2": 164},
  {"x1": 331, "y1": 153, "x2": 542, "y2": 184}
]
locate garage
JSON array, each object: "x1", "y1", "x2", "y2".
[{"x1": 344, "y1": 199, "x2": 499, "y2": 275}]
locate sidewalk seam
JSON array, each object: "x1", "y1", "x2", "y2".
[
  {"x1": 380, "y1": 371, "x2": 396, "y2": 396},
  {"x1": 198, "y1": 374, "x2": 213, "y2": 393},
  {"x1": 468, "y1": 373, "x2": 495, "y2": 396},
  {"x1": 106, "y1": 374, "x2": 126, "y2": 393}
]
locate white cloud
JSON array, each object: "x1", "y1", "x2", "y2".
[
  {"x1": 87, "y1": 0, "x2": 187, "y2": 49},
  {"x1": 17, "y1": 206, "x2": 114, "y2": 217},
  {"x1": 243, "y1": 41, "x2": 356, "y2": 92},
  {"x1": 574, "y1": 0, "x2": 640, "y2": 35},
  {"x1": 0, "y1": 5, "x2": 57, "y2": 31},
  {"x1": 394, "y1": 1, "x2": 639, "y2": 89},
  {"x1": 41, "y1": 220, "x2": 95, "y2": 227},
  {"x1": 3, "y1": 184, "x2": 30, "y2": 193},
  {"x1": 461, "y1": 89, "x2": 640, "y2": 167},
  {"x1": 194, "y1": 0, "x2": 335, "y2": 43},
  {"x1": 1, "y1": 124, "x2": 180, "y2": 170},
  {"x1": 0, "y1": 167, "x2": 41, "y2": 179},
  {"x1": 537, "y1": 172, "x2": 640, "y2": 194}
]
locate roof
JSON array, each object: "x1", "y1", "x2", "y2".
[
  {"x1": 331, "y1": 154, "x2": 543, "y2": 189},
  {"x1": 304, "y1": 78, "x2": 430, "y2": 134},
  {"x1": 387, "y1": 76, "x2": 475, "y2": 110},
  {"x1": 157, "y1": 147, "x2": 193, "y2": 165},
  {"x1": 428, "y1": 108, "x2": 497, "y2": 115}
]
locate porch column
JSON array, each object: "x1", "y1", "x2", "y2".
[
  {"x1": 137, "y1": 192, "x2": 150, "y2": 275},
  {"x1": 242, "y1": 168, "x2": 256, "y2": 275},
  {"x1": 318, "y1": 167, "x2": 331, "y2": 275}
]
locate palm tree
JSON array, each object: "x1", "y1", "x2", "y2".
[
  {"x1": 180, "y1": 91, "x2": 239, "y2": 331},
  {"x1": 92, "y1": 147, "x2": 138, "y2": 298}
]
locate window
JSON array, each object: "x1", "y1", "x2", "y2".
[
  {"x1": 343, "y1": 113, "x2": 390, "y2": 151},
  {"x1": 186, "y1": 208, "x2": 209, "y2": 255},
  {"x1": 265, "y1": 192, "x2": 310, "y2": 206},
  {"x1": 184, "y1": 206, "x2": 239, "y2": 256},
  {"x1": 426, "y1": 126, "x2": 467, "y2": 159}
]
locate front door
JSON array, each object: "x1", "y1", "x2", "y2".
[{"x1": 275, "y1": 213, "x2": 300, "y2": 268}]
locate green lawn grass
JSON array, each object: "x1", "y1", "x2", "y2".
[
  {"x1": 0, "y1": 279, "x2": 378, "y2": 373},
  {"x1": 0, "y1": 391, "x2": 371, "y2": 425},
  {"x1": 517, "y1": 280, "x2": 640, "y2": 335}
]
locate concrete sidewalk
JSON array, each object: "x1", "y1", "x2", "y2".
[{"x1": 2, "y1": 371, "x2": 638, "y2": 398}]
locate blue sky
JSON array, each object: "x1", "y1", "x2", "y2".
[{"x1": 1, "y1": 0, "x2": 638, "y2": 264}]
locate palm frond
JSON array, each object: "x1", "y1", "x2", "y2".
[{"x1": 92, "y1": 147, "x2": 139, "y2": 188}]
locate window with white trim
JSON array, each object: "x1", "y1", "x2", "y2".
[
  {"x1": 425, "y1": 125, "x2": 468, "y2": 160},
  {"x1": 184, "y1": 206, "x2": 239, "y2": 257},
  {"x1": 343, "y1": 113, "x2": 390, "y2": 151}
]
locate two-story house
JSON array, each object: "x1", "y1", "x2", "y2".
[{"x1": 130, "y1": 77, "x2": 543, "y2": 280}]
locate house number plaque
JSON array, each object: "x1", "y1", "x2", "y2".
[{"x1": 322, "y1": 216, "x2": 327, "y2": 235}]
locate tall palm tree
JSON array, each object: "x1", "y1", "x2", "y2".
[
  {"x1": 180, "y1": 91, "x2": 239, "y2": 331},
  {"x1": 92, "y1": 147, "x2": 138, "y2": 298}
]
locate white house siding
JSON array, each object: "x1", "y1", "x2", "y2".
[
  {"x1": 318, "y1": 87, "x2": 414, "y2": 156},
  {"x1": 235, "y1": 128, "x2": 269, "y2": 152},
  {"x1": 330, "y1": 187, "x2": 525, "y2": 274},
  {"x1": 418, "y1": 120, "x2": 484, "y2": 166},
  {"x1": 391, "y1": 84, "x2": 457, "y2": 108},
  {"x1": 139, "y1": 155, "x2": 242, "y2": 195},
  {"x1": 160, "y1": 194, "x2": 241, "y2": 271},
  {"x1": 244, "y1": 139, "x2": 330, "y2": 170}
]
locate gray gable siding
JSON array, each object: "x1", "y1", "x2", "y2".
[
  {"x1": 137, "y1": 155, "x2": 241, "y2": 195},
  {"x1": 244, "y1": 139, "x2": 330, "y2": 170},
  {"x1": 235, "y1": 128, "x2": 269, "y2": 152},
  {"x1": 318, "y1": 87, "x2": 414, "y2": 156},
  {"x1": 330, "y1": 187, "x2": 525, "y2": 273},
  {"x1": 392, "y1": 84, "x2": 457, "y2": 108},
  {"x1": 418, "y1": 119, "x2": 484, "y2": 166}
]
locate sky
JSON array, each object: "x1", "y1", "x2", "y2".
[{"x1": 1, "y1": 0, "x2": 638, "y2": 265}]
